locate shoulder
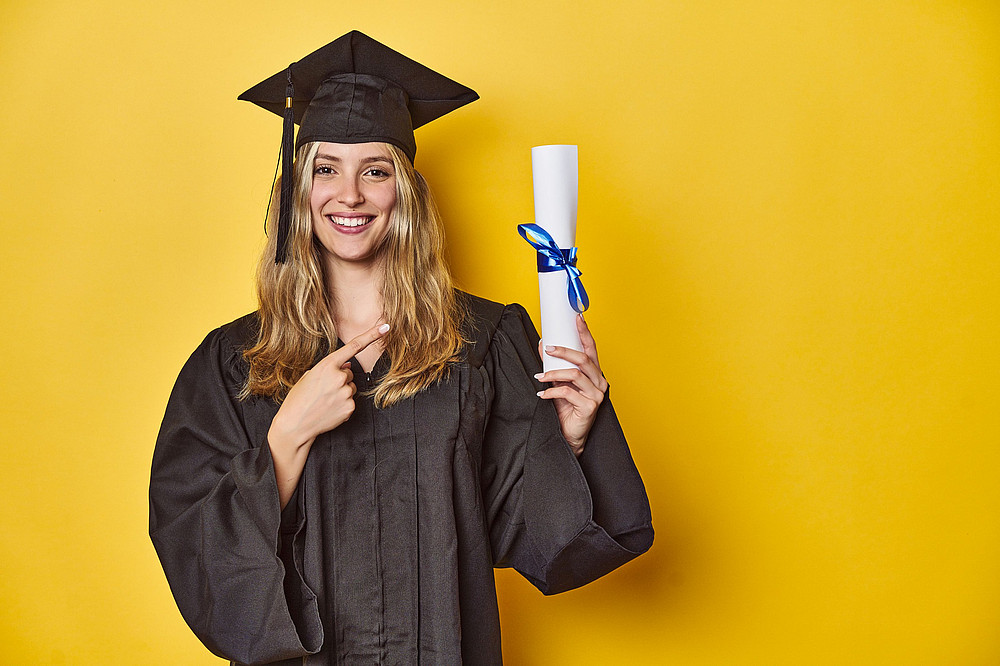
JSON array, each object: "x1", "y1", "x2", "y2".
[
  {"x1": 457, "y1": 291, "x2": 537, "y2": 367},
  {"x1": 215, "y1": 312, "x2": 260, "y2": 354},
  {"x1": 458, "y1": 290, "x2": 503, "y2": 334},
  {"x1": 178, "y1": 312, "x2": 259, "y2": 384}
]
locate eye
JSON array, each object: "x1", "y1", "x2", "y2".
[
  {"x1": 314, "y1": 165, "x2": 335, "y2": 176},
  {"x1": 364, "y1": 167, "x2": 393, "y2": 179}
]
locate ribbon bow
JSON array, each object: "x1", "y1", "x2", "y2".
[{"x1": 517, "y1": 223, "x2": 590, "y2": 313}]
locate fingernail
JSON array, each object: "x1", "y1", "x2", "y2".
[
  {"x1": 533, "y1": 373, "x2": 544, "y2": 380},
  {"x1": 378, "y1": 324, "x2": 390, "y2": 334},
  {"x1": 536, "y1": 390, "x2": 544, "y2": 397},
  {"x1": 544, "y1": 345, "x2": 555, "y2": 352}
]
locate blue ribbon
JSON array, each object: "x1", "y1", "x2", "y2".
[{"x1": 517, "y1": 223, "x2": 590, "y2": 313}]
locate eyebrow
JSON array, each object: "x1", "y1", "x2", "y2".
[{"x1": 315, "y1": 153, "x2": 393, "y2": 166}]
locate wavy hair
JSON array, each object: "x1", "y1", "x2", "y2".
[{"x1": 240, "y1": 141, "x2": 466, "y2": 408}]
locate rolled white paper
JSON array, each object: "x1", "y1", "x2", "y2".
[{"x1": 531, "y1": 144, "x2": 582, "y2": 372}]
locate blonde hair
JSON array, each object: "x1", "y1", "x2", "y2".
[{"x1": 241, "y1": 141, "x2": 466, "y2": 408}]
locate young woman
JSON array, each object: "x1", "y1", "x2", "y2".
[{"x1": 150, "y1": 31, "x2": 652, "y2": 666}]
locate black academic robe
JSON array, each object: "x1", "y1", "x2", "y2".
[{"x1": 149, "y1": 293, "x2": 653, "y2": 665}]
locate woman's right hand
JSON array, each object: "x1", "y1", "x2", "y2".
[{"x1": 268, "y1": 323, "x2": 388, "y2": 507}]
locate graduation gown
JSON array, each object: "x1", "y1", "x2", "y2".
[{"x1": 149, "y1": 293, "x2": 653, "y2": 665}]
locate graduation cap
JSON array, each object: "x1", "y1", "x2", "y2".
[{"x1": 239, "y1": 30, "x2": 479, "y2": 263}]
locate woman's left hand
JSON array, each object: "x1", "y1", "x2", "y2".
[{"x1": 535, "y1": 314, "x2": 609, "y2": 457}]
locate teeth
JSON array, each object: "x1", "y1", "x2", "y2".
[{"x1": 330, "y1": 216, "x2": 372, "y2": 228}]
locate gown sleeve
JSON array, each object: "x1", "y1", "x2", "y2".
[
  {"x1": 481, "y1": 303, "x2": 654, "y2": 595},
  {"x1": 148, "y1": 326, "x2": 323, "y2": 665}
]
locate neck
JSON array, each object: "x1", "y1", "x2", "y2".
[{"x1": 325, "y1": 256, "x2": 384, "y2": 330}]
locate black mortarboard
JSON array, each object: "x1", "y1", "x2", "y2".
[{"x1": 239, "y1": 31, "x2": 478, "y2": 263}]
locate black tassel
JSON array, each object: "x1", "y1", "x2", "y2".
[{"x1": 275, "y1": 67, "x2": 295, "y2": 264}]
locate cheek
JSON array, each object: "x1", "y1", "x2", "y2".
[
  {"x1": 308, "y1": 187, "x2": 326, "y2": 234},
  {"x1": 309, "y1": 182, "x2": 324, "y2": 213},
  {"x1": 380, "y1": 185, "x2": 398, "y2": 216}
]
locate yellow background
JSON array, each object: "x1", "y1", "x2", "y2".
[{"x1": 2, "y1": 1, "x2": 998, "y2": 663}]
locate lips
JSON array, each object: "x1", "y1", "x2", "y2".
[{"x1": 328, "y1": 215, "x2": 374, "y2": 228}]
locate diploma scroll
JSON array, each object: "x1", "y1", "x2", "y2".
[{"x1": 531, "y1": 144, "x2": 583, "y2": 372}]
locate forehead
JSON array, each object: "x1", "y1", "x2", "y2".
[{"x1": 314, "y1": 141, "x2": 393, "y2": 161}]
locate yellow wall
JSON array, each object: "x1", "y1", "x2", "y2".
[{"x1": 2, "y1": 1, "x2": 998, "y2": 663}]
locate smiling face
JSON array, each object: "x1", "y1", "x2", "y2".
[{"x1": 309, "y1": 142, "x2": 398, "y2": 271}]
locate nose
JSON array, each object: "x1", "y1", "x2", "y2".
[{"x1": 338, "y1": 177, "x2": 365, "y2": 207}]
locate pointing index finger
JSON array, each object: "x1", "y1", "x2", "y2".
[{"x1": 328, "y1": 323, "x2": 390, "y2": 365}]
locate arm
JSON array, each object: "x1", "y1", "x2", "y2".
[
  {"x1": 149, "y1": 327, "x2": 322, "y2": 663},
  {"x1": 482, "y1": 304, "x2": 653, "y2": 595},
  {"x1": 267, "y1": 323, "x2": 389, "y2": 507}
]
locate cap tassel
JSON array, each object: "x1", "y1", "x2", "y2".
[{"x1": 275, "y1": 68, "x2": 295, "y2": 264}]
